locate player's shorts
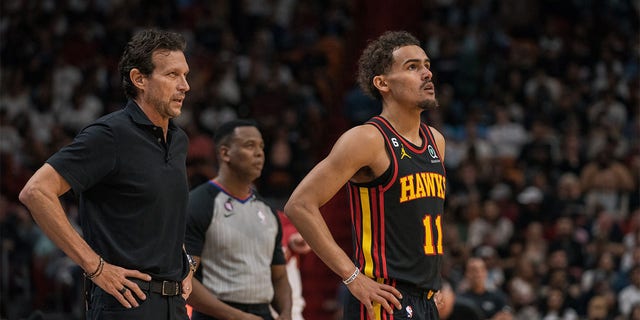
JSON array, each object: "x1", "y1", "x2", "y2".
[{"x1": 343, "y1": 280, "x2": 440, "y2": 320}]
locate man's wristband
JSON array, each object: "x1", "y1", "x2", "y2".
[
  {"x1": 187, "y1": 253, "x2": 197, "y2": 273},
  {"x1": 342, "y1": 268, "x2": 360, "y2": 285},
  {"x1": 84, "y1": 257, "x2": 104, "y2": 279}
]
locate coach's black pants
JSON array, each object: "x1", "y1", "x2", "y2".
[{"x1": 86, "y1": 284, "x2": 188, "y2": 320}]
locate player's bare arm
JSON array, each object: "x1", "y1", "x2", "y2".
[{"x1": 285, "y1": 125, "x2": 402, "y2": 317}]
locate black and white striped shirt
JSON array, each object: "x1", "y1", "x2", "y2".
[{"x1": 185, "y1": 180, "x2": 285, "y2": 304}]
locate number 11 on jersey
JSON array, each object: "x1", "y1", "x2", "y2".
[{"x1": 423, "y1": 215, "x2": 443, "y2": 255}]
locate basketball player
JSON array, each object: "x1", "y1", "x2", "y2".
[{"x1": 284, "y1": 30, "x2": 446, "y2": 320}]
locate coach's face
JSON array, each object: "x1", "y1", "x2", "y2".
[{"x1": 139, "y1": 49, "x2": 190, "y2": 121}]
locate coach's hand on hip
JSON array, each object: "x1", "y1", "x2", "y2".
[{"x1": 87, "y1": 257, "x2": 152, "y2": 308}]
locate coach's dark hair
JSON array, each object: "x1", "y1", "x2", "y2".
[
  {"x1": 214, "y1": 119, "x2": 259, "y2": 148},
  {"x1": 357, "y1": 31, "x2": 421, "y2": 101},
  {"x1": 118, "y1": 29, "x2": 186, "y2": 99}
]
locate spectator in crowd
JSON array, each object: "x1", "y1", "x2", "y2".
[
  {"x1": 56, "y1": 84, "x2": 104, "y2": 135},
  {"x1": 541, "y1": 249, "x2": 582, "y2": 307},
  {"x1": 618, "y1": 265, "x2": 640, "y2": 318},
  {"x1": 589, "y1": 210, "x2": 626, "y2": 260},
  {"x1": 521, "y1": 221, "x2": 548, "y2": 268},
  {"x1": 580, "y1": 143, "x2": 635, "y2": 219},
  {"x1": 581, "y1": 252, "x2": 623, "y2": 294},
  {"x1": 621, "y1": 211, "x2": 640, "y2": 273},
  {"x1": 539, "y1": 287, "x2": 579, "y2": 320},
  {"x1": 550, "y1": 173, "x2": 587, "y2": 219},
  {"x1": 587, "y1": 91, "x2": 628, "y2": 134},
  {"x1": 517, "y1": 118, "x2": 559, "y2": 181},
  {"x1": 586, "y1": 295, "x2": 615, "y2": 320},
  {"x1": 515, "y1": 185, "x2": 547, "y2": 228},
  {"x1": 466, "y1": 199, "x2": 514, "y2": 252},
  {"x1": 555, "y1": 132, "x2": 586, "y2": 178},
  {"x1": 458, "y1": 257, "x2": 512, "y2": 320},
  {"x1": 486, "y1": 107, "x2": 528, "y2": 164},
  {"x1": 628, "y1": 303, "x2": 640, "y2": 320},
  {"x1": 506, "y1": 256, "x2": 541, "y2": 319},
  {"x1": 523, "y1": 68, "x2": 563, "y2": 117},
  {"x1": 549, "y1": 216, "x2": 586, "y2": 275}
]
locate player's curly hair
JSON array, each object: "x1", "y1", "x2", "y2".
[
  {"x1": 356, "y1": 31, "x2": 421, "y2": 101},
  {"x1": 118, "y1": 29, "x2": 186, "y2": 100}
]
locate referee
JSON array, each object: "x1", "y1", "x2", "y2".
[{"x1": 185, "y1": 119, "x2": 292, "y2": 320}]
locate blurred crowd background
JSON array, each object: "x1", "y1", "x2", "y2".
[{"x1": 1, "y1": 0, "x2": 638, "y2": 319}]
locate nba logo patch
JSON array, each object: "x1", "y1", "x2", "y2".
[
  {"x1": 406, "y1": 305, "x2": 413, "y2": 318},
  {"x1": 224, "y1": 198, "x2": 233, "y2": 211}
]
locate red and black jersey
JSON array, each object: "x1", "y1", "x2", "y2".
[{"x1": 347, "y1": 116, "x2": 446, "y2": 290}]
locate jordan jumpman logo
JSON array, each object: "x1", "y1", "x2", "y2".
[{"x1": 400, "y1": 146, "x2": 411, "y2": 159}]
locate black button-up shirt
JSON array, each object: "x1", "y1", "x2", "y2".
[{"x1": 48, "y1": 100, "x2": 189, "y2": 281}]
